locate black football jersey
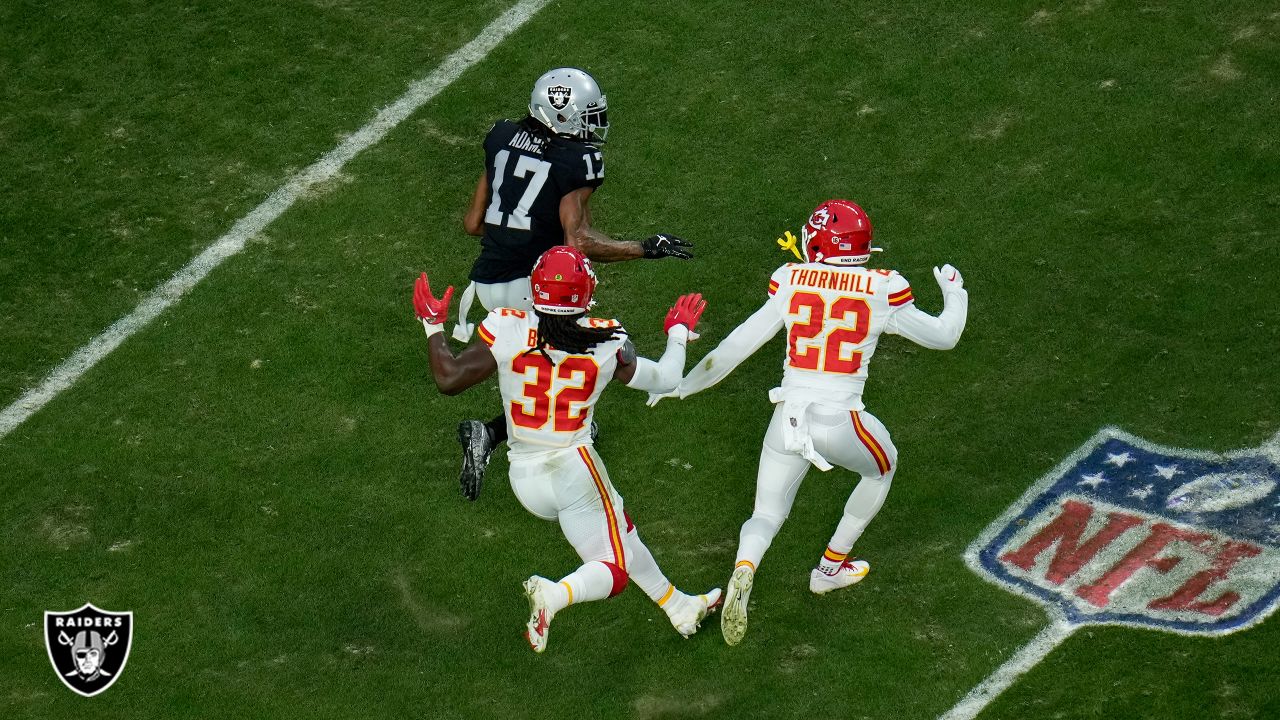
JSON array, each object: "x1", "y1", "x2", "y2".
[{"x1": 469, "y1": 118, "x2": 605, "y2": 283}]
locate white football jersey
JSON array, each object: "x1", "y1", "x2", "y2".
[
  {"x1": 477, "y1": 308, "x2": 627, "y2": 458},
  {"x1": 766, "y1": 262, "x2": 913, "y2": 405},
  {"x1": 678, "y1": 260, "x2": 969, "y2": 412}
]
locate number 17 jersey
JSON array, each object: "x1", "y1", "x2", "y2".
[
  {"x1": 469, "y1": 118, "x2": 605, "y2": 284},
  {"x1": 477, "y1": 308, "x2": 627, "y2": 458}
]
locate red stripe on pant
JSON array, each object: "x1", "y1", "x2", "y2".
[{"x1": 851, "y1": 412, "x2": 891, "y2": 475}]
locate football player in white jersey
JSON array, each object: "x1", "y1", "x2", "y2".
[
  {"x1": 412, "y1": 245, "x2": 721, "y2": 653},
  {"x1": 650, "y1": 200, "x2": 968, "y2": 646}
]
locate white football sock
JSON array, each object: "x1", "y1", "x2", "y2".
[{"x1": 554, "y1": 561, "x2": 615, "y2": 613}]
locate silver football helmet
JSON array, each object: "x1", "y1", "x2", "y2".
[{"x1": 528, "y1": 67, "x2": 609, "y2": 142}]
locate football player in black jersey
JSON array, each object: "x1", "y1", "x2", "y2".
[{"x1": 450, "y1": 67, "x2": 693, "y2": 501}]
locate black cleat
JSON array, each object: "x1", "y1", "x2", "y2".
[{"x1": 457, "y1": 420, "x2": 494, "y2": 501}]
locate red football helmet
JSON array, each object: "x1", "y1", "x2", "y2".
[
  {"x1": 530, "y1": 246, "x2": 598, "y2": 315},
  {"x1": 801, "y1": 199, "x2": 878, "y2": 265}
]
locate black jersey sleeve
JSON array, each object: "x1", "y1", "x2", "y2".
[{"x1": 547, "y1": 138, "x2": 605, "y2": 195}]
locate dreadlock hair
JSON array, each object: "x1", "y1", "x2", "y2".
[{"x1": 524, "y1": 310, "x2": 625, "y2": 364}]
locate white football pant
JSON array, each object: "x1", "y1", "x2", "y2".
[
  {"x1": 476, "y1": 277, "x2": 533, "y2": 311},
  {"x1": 736, "y1": 404, "x2": 898, "y2": 571},
  {"x1": 509, "y1": 445, "x2": 680, "y2": 607},
  {"x1": 453, "y1": 277, "x2": 534, "y2": 342}
]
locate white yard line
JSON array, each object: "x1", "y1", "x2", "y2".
[
  {"x1": 937, "y1": 619, "x2": 1076, "y2": 720},
  {"x1": 0, "y1": 0, "x2": 550, "y2": 442}
]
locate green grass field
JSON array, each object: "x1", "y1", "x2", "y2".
[{"x1": 4, "y1": 1, "x2": 1280, "y2": 717}]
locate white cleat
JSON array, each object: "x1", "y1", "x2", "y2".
[
  {"x1": 809, "y1": 559, "x2": 871, "y2": 595},
  {"x1": 523, "y1": 576, "x2": 556, "y2": 653},
  {"x1": 668, "y1": 588, "x2": 723, "y2": 638},
  {"x1": 721, "y1": 566, "x2": 754, "y2": 646}
]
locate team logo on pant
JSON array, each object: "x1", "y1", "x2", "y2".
[
  {"x1": 547, "y1": 85, "x2": 572, "y2": 110},
  {"x1": 967, "y1": 427, "x2": 1280, "y2": 635},
  {"x1": 45, "y1": 603, "x2": 133, "y2": 697}
]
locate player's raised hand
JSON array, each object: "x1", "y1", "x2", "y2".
[
  {"x1": 642, "y1": 234, "x2": 694, "y2": 260},
  {"x1": 413, "y1": 272, "x2": 454, "y2": 331},
  {"x1": 664, "y1": 293, "x2": 706, "y2": 336},
  {"x1": 933, "y1": 264, "x2": 964, "y2": 294}
]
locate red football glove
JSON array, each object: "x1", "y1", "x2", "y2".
[
  {"x1": 413, "y1": 272, "x2": 454, "y2": 325},
  {"x1": 664, "y1": 293, "x2": 706, "y2": 335}
]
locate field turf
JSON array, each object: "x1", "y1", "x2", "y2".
[{"x1": 3, "y1": 1, "x2": 1279, "y2": 717}]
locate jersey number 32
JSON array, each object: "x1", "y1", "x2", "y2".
[{"x1": 510, "y1": 354, "x2": 599, "y2": 431}]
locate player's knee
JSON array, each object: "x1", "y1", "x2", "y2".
[
  {"x1": 746, "y1": 511, "x2": 786, "y2": 536},
  {"x1": 602, "y1": 561, "x2": 628, "y2": 597}
]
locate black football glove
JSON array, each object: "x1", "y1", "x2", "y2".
[{"x1": 642, "y1": 234, "x2": 693, "y2": 260}]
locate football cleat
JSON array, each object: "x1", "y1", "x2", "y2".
[
  {"x1": 457, "y1": 420, "x2": 494, "y2": 501},
  {"x1": 721, "y1": 565, "x2": 754, "y2": 646},
  {"x1": 523, "y1": 576, "x2": 556, "y2": 653},
  {"x1": 667, "y1": 588, "x2": 723, "y2": 638},
  {"x1": 809, "y1": 559, "x2": 871, "y2": 595}
]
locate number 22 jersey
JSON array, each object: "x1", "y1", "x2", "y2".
[
  {"x1": 477, "y1": 307, "x2": 627, "y2": 457},
  {"x1": 677, "y1": 262, "x2": 968, "y2": 411}
]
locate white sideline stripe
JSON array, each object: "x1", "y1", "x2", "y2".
[
  {"x1": 0, "y1": 0, "x2": 550, "y2": 442},
  {"x1": 937, "y1": 620, "x2": 1075, "y2": 720}
]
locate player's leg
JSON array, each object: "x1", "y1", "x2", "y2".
[
  {"x1": 569, "y1": 446, "x2": 721, "y2": 637},
  {"x1": 807, "y1": 408, "x2": 898, "y2": 594},
  {"x1": 456, "y1": 278, "x2": 532, "y2": 499},
  {"x1": 736, "y1": 405, "x2": 812, "y2": 572},
  {"x1": 509, "y1": 449, "x2": 627, "y2": 652},
  {"x1": 723, "y1": 406, "x2": 811, "y2": 646}
]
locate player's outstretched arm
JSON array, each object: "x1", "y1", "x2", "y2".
[
  {"x1": 413, "y1": 272, "x2": 498, "y2": 394},
  {"x1": 559, "y1": 187, "x2": 692, "y2": 263},
  {"x1": 886, "y1": 264, "x2": 969, "y2": 350},
  {"x1": 615, "y1": 294, "x2": 706, "y2": 393},
  {"x1": 650, "y1": 300, "x2": 784, "y2": 405}
]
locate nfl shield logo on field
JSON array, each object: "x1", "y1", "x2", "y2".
[
  {"x1": 45, "y1": 603, "x2": 133, "y2": 697},
  {"x1": 967, "y1": 427, "x2": 1280, "y2": 635}
]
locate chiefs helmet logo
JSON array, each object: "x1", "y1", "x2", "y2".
[
  {"x1": 547, "y1": 85, "x2": 572, "y2": 111},
  {"x1": 808, "y1": 207, "x2": 831, "y2": 230}
]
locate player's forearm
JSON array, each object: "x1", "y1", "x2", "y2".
[
  {"x1": 625, "y1": 327, "x2": 689, "y2": 393},
  {"x1": 427, "y1": 335, "x2": 477, "y2": 395},
  {"x1": 890, "y1": 290, "x2": 969, "y2": 350},
  {"x1": 569, "y1": 228, "x2": 644, "y2": 263},
  {"x1": 679, "y1": 305, "x2": 782, "y2": 398}
]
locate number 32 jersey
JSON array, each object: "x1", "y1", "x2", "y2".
[
  {"x1": 469, "y1": 119, "x2": 606, "y2": 284},
  {"x1": 678, "y1": 262, "x2": 968, "y2": 410},
  {"x1": 477, "y1": 308, "x2": 627, "y2": 457}
]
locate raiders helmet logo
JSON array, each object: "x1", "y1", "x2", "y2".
[
  {"x1": 547, "y1": 85, "x2": 572, "y2": 111},
  {"x1": 45, "y1": 603, "x2": 133, "y2": 697}
]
